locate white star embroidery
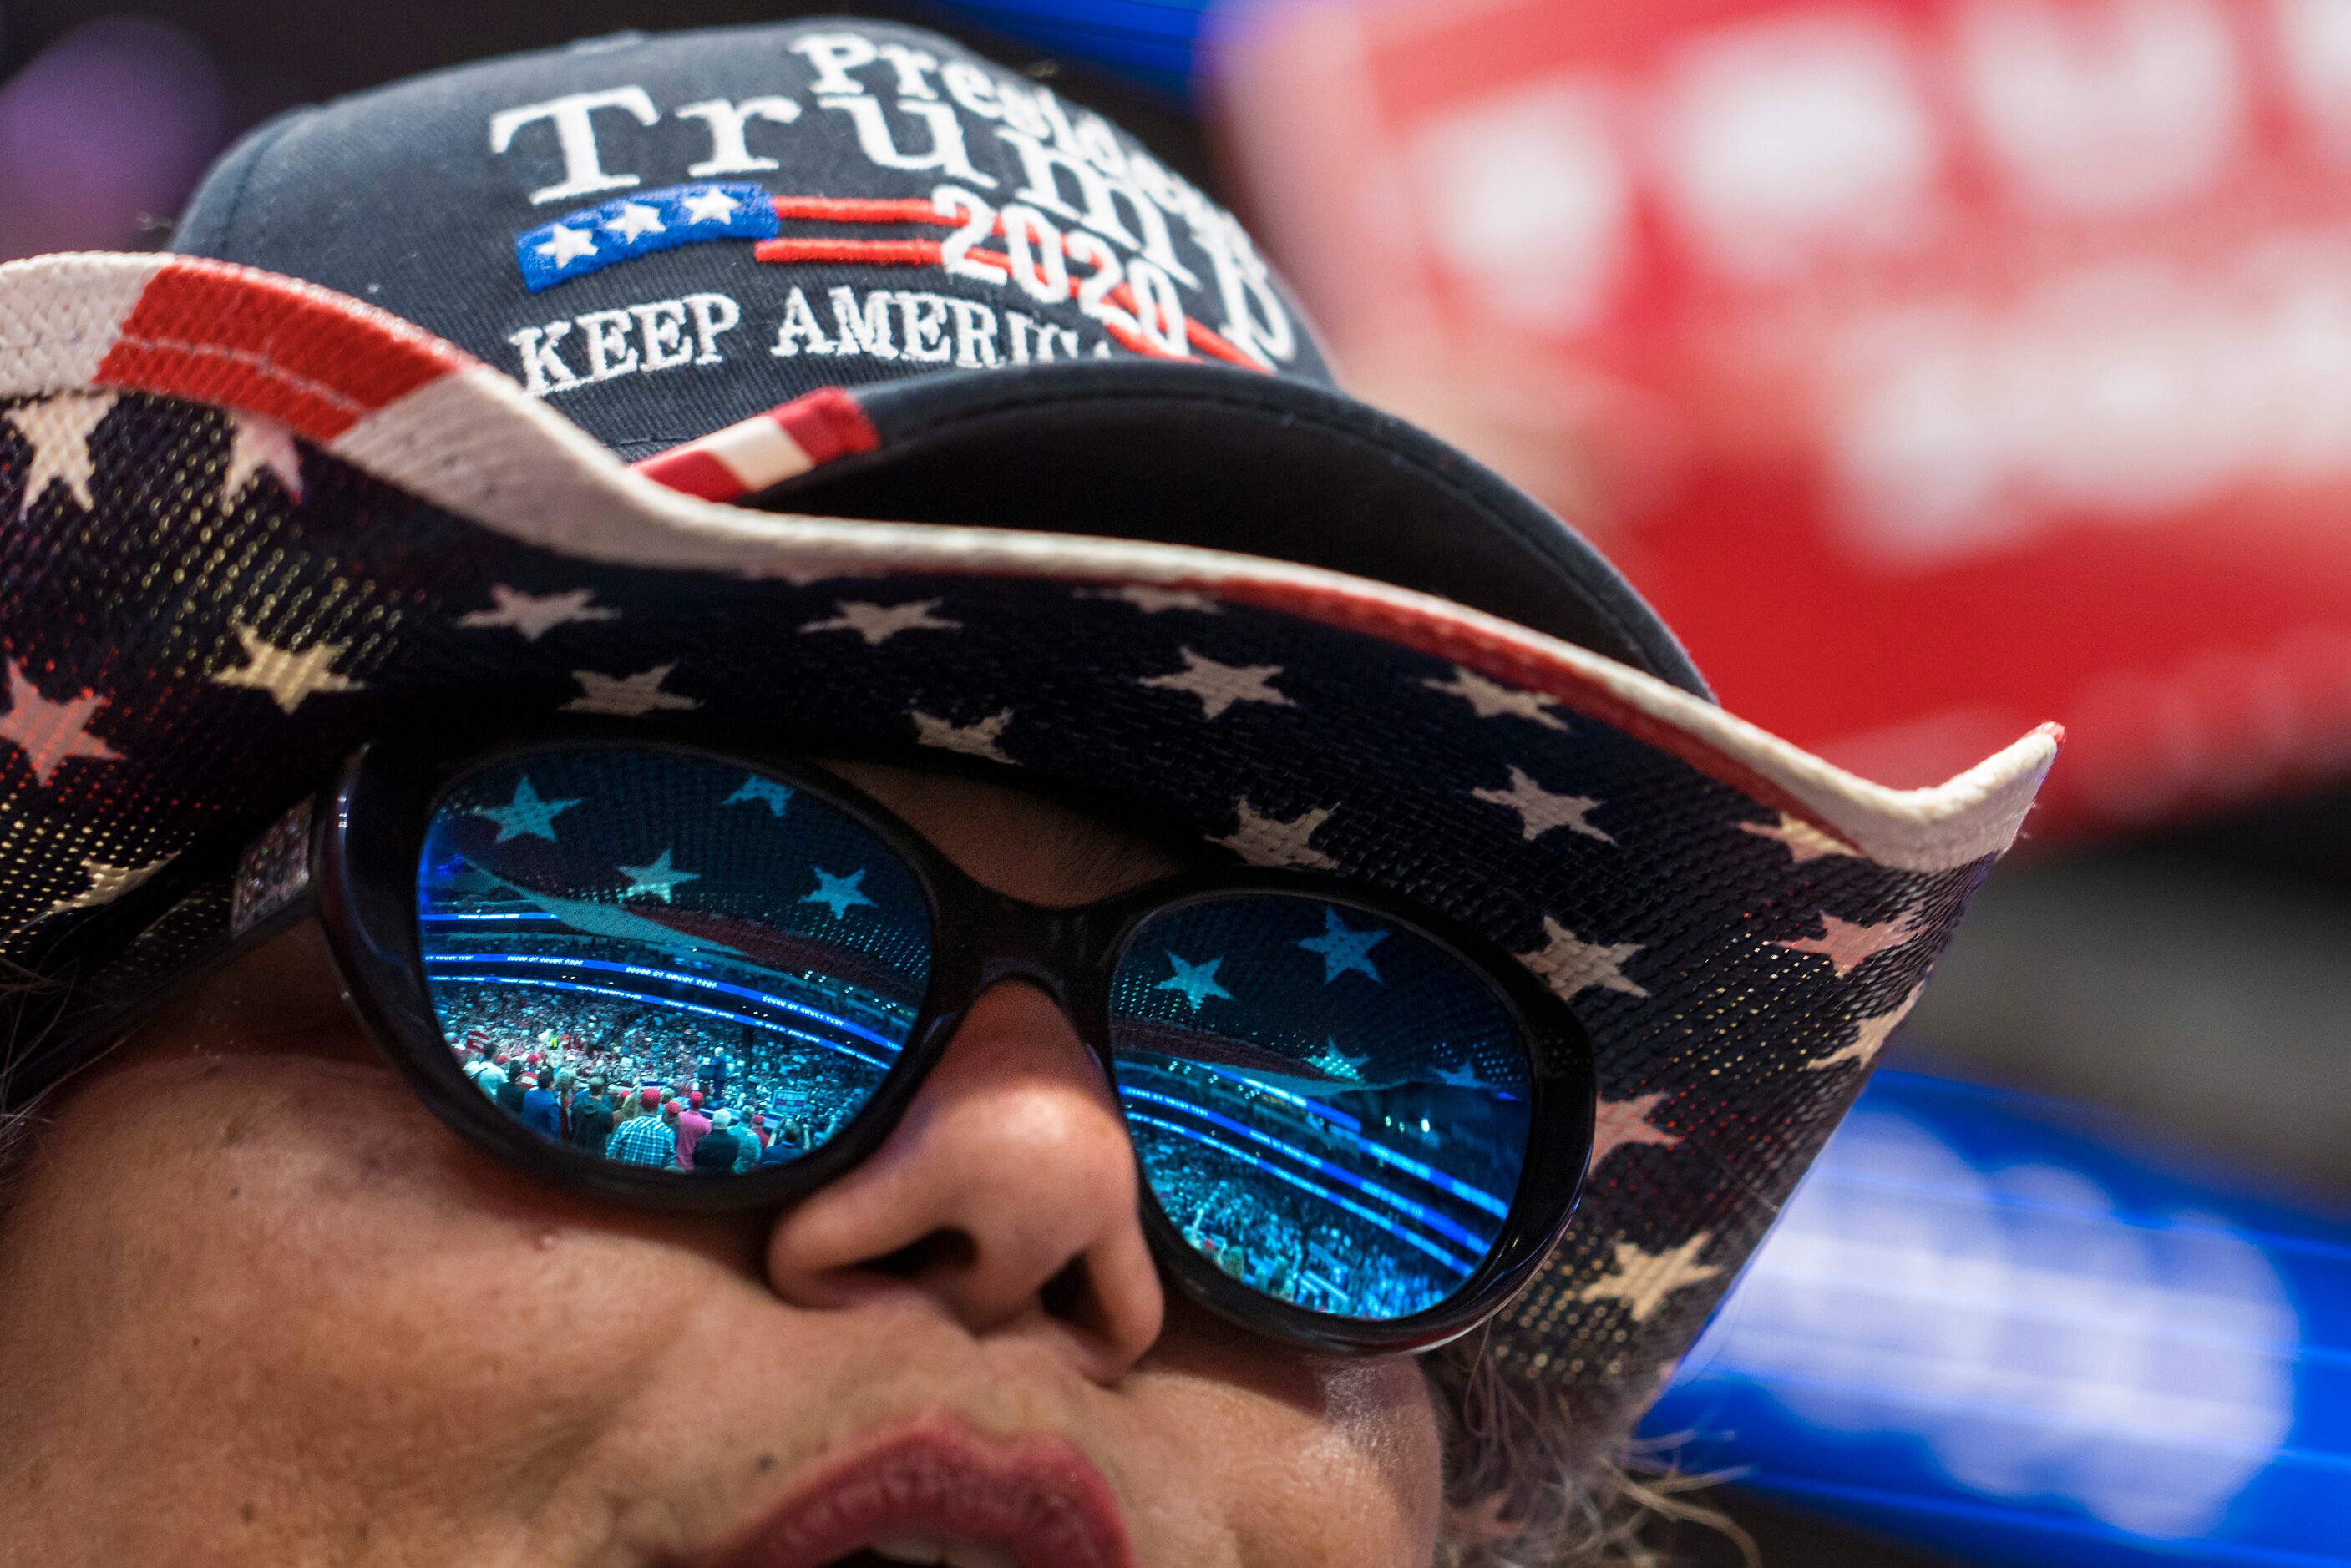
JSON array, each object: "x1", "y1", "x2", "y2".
[
  {"x1": 457, "y1": 585, "x2": 618, "y2": 641},
  {"x1": 678, "y1": 186, "x2": 742, "y2": 225},
  {"x1": 0, "y1": 662, "x2": 122, "y2": 787},
  {"x1": 1589, "y1": 1092, "x2": 1683, "y2": 1171},
  {"x1": 604, "y1": 202, "x2": 666, "y2": 241},
  {"x1": 8, "y1": 392, "x2": 116, "y2": 517},
  {"x1": 1774, "y1": 908, "x2": 1923, "y2": 978},
  {"x1": 1472, "y1": 766, "x2": 1612, "y2": 843},
  {"x1": 43, "y1": 852, "x2": 174, "y2": 916},
  {"x1": 1740, "y1": 811, "x2": 1864, "y2": 863},
  {"x1": 220, "y1": 411, "x2": 304, "y2": 505},
  {"x1": 565, "y1": 664, "x2": 698, "y2": 716},
  {"x1": 800, "y1": 599, "x2": 960, "y2": 645},
  {"x1": 1139, "y1": 648, "x2": 1293, "y2": 720},
  {"x1": 1082, "y1": 584, "x2": 1221, "y2": 615},
  {"x1": 616, "y1": 847, "x2": 698, "y2": 903},
  {"x1": 1575, "y1": 1233, "x2": 1722, "y2": 1323},
  {"x1": 1520, "y1": 915, "x2": 1648, "y2": 1000},
  {"x1": 209, "y1": 623, "x2": 362, "y2": 714},
  {"x1": 1295, "y1": 906, "x2": 1387, "y2": 984},
  {"x1": 1421, "y1": 665, "x2": 1566, "y2": 730},
  {"x1": 802, "y1": 867, "x2": 876, "y2": 919},
  {"x1": 1806, "y1": 984, "x2": 1925, "y2": 1072},
  {"x1": 1153, "y1": 952, "x2": 1232, "y2": 1012},
  {"x1": 913, "y1": 708, "x2": 1013, "y2": 764},
  {"x1": 536, "y1": 225, "x2": 600, "y2": 266},
  {"x1": 1211, "y1": 798, "x2": 1337, "y2": 870},
  {"x1": 469, "y1": 776, "x2": 581, "y2": 843}
]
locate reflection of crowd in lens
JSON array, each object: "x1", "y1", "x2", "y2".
[
  {"x1": 437, "y1": 985, "x2": 877, "y2": 1172},
  {"x1": 1151, "y1": 1153, "x2": 1443, "y2": 1320}
]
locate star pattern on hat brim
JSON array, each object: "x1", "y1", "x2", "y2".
[
  {"x1": 565, "y1": 665, "x2": 699, "y2": 716},
  {"x1": 1574, "y1": 1233, "x2": 1723, "y2": 1323},
  {"x1": 1211, "y1": 798, "x2": 1338, "y2": 870},
  {"x1": 221, "y1": 412, "x2": 305, "y2": 506},
  {"x1": 0, "y1": 662, "x2": 122, "y2": 787},
  {"x1": 912, "y1": 707, "x2": 1015, "y2": 764},
  {"x1": 1138, "y1": 649, "x2": 1293, "y2": 720},
  {"x1": 1589, "y1": 1092, "x2": 1683, "y2": 1171},
  {"x1": 1773, "y1": 908, "x2": 1924, "y2": 978},
  {"x1": 1520, "y1": 915, "x2": 1648, "y2": 1001},
  {"x1": 458, "y1": 585, "x2": 619, "y2": 641},
  {"x1": 801, "y1": 599, "x2": 961, "y2": 645},
  {"x1": 1806, "y1": 984, "x2": 1927, "y2": 1072},
  {"x1": 6, "y1": 392, "x2": 116, "y2": 518},
  {"x1": 208, "y1": 624, "x2": 363, "y2": 715},
  {"x1": 1472, "y1": 764, "x2": 1612, "y2": 844}
]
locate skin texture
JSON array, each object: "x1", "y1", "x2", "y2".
[{"x1": 0, "y1": 761, "x2": 1442, "y2": 1568}]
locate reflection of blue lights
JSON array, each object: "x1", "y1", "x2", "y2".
[
  {"x1": 1121, "y1": 1084, "x2": 1501, "y2": 1247},
  {"x1": 433, "y1": 971, "x2": 892, "y2": 1075},
  {"x1": 1644, "y1": 1069, "x2": 2351, "y2": 1568},
  {"x1": 1140, "y1": 1059, "x2": 1512, "y2": 1216},
  {"x1": 1128, "y1": 1110, "x2": 1474, "y2": 1281},
  {"x1": 424, "y1": 950, "x2": 904, "y2": 1055}
]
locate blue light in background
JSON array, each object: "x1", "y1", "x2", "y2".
[
  {"x1": 1644, "y1": 1069, "x2": 2351, "y2": 1567},
  {"x1": 930, "y1": 0, "x2": 1216, "y2": 95}
]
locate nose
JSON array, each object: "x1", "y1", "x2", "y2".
[{"x1": 763, "y1": 979, "x2": 1165, "y2": 1383}]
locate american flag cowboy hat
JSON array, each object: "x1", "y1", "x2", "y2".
[{"x1": 0, "y1": 18, "x2": 2055, "y2": 1458}]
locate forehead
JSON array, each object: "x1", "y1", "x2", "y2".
[{"x1": 818, "y1": 759, "x2": 1188, "y2": 907}]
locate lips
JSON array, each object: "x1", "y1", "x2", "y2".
[{"x1": 702, "y1": 1418, "x2": 1138, "y2": 1568}]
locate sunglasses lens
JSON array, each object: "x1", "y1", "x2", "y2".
[
  {"x1": 415, "y1": 747, "x2": 932, "y2": 1175},
  {"x1": 1108, "y1": 894, "x2": 1533, "y2": 1323}
]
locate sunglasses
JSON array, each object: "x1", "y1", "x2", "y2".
[{"x1": 67, "y1": 733, "x2": 1595, "y2": 1355}]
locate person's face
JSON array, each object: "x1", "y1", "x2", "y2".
[{"x1": 0, "y1": 761, "x2": 1443, "y2": 1567}]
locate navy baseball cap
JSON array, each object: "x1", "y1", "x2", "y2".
[{"x1": 169, "y1": 16, "x2": 1705, "y2": 690}]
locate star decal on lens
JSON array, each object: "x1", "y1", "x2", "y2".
[
  {"x1": 616, "y1": 847, "x2": 698, "y2": 903},
  {"x1": 1153, "y1": 951, "x2": 1232, "y2": 1012},
  {"x1": 723, "y1": 776, "x2": 794, "y2": 817},
  {"x1": 801, "y1": 866, "x2": 876, "y2": 919},
  {"x1": 469, "y1": 776, "x2": 582, "y2": 843},
  {"x1": 208, "y1": 623, "x2": 363, "y2": 714},
  {"x1": 1430, "y1": 1060, "x2": 1486, "y2": 1089},
  {"x1": 1296, "y1": 906, "x2": 1387, "y2": 983},
  {"x1": 0, "y1": 662, "x2": 123, "y2": 787},
  {"x1": 457, "y1": 584, "x2": 618, "y2": 641}
]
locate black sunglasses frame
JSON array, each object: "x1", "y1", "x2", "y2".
[{"x1": 116, "y1": 728, "x2": 1598, "y2": 1356}]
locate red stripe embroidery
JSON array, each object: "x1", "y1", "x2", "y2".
[
  {"x1": 98, "y1": 260, "x2": 461, "y2": 440},
  {"x1": 771, "y1": 387, "x2": 881, "y2": 466},
  {"x1": 631, "y1": 447, "x2": 747, "y2": 503}
]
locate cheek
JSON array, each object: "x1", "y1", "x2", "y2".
[
  {"x1": 0, "y1": 1055, "x2": 747, "y2": 1534},
  {"x1": 1133, "y1": 1348, "x2": 1442, "y2": 1567}
]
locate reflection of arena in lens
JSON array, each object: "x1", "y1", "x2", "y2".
[
  {"x1": 414, "y1": 749, "x2": 935, "y2": 1174},
  {"x1": 1110, "y1": 895, "x2": 1533, "y2": 1322}
]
